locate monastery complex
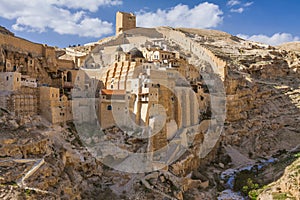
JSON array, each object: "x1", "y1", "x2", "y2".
[{"x1": 0, "y1": 12, "x2": 227, "y2": 165}]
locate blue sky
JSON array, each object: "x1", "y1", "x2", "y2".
[{"x1": 0, "y1": 0, "x2": 299, "y2": 47}]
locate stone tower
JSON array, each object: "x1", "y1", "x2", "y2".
[{"x1": 116, "y1": 11, "x2": 136, "y2": 35}]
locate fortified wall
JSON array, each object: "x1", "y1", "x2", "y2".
[
  {"x1": 0, "y1": 33, "x2": 47, "y2": 57},
  {"x1": 156, "y1": 27, "x2": 227, "y2": 80}
]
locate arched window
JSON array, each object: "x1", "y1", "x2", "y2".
[
  {"x1": 67, "y1": 71, "x2": 72, "y2": 82},
  {"x1": 107, "y1": 105, "x2": 112, "y2": 110}
]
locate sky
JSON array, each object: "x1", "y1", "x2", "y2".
[{"x1": 0, "y1": 0, "x2": 299, "y2": 48}]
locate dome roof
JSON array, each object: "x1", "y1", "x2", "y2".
[
  {"x1": 129, "y1": 47, "x2": 144, "y2": 58},
  {"x1": 115, "y1": 46, "x2": 124, "y2": 52}
]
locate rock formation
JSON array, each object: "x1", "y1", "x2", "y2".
[{"x1": 0, "y1": 24, "x2": 299, "y2": 199}]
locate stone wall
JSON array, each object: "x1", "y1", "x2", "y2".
[
  {"x1": 57, "y1": 59, "x2": 74, "y2": 70},
  {"x1": 0, "y1": 86, "x2": 39, "y2": 116},
  {"x1": 72, "y1": 98, "x2": 98, "y2": 124},
  {"x1": 99, "y1": 98, "x2": 128, "y2": 129},
  {"x1": 0, "y1": 34, "x2": 44, "y2": 57},
  {"x1": 156, "y1": 27, "x2": 227, "y2": 80}
]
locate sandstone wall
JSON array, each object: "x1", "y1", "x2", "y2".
[
  {"x1": 0, "y1": 34, "x2": 44, "y2": 57},
  {"x1": 57, "y1": 59, "x2": 74, "y2": 70}
]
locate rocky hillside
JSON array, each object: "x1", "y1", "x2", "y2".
[
  {"x1": 257, "y1": 155, "x2": 300, "y2": 200},
  {"x1": 173, "y1": 28, "x2": 300, "y2": 199},
  {"x1": 0, "y1": 26, "x2": 299, "y2": 199},
  {"x1": 163, "y1": 27, "x2": 300, "y2": 159},
  {"x1": 278, "y1": 41, "x2": 300, "y2": 53},
  {"x1": 0, "y1": 26, "x2": 14, "y2": 36},
  {"x1": 0, "y1": 109, "x2": 109, "y2": 199}
]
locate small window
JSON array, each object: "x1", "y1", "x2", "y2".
[
  {"x1": 6, "y1": 76, "x2": 9, "y2": 81},
  {"x1": 107, "y1": 105, "x2": 112, "y2": 110},
  {"x1": 17, "y1": 78, "x2": 19, "y2": 82}
]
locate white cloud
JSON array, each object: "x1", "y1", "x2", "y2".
[
  {"x1": 244, "y1": 2, "x2": 254, "y2": 7},
  {"x1": 0, "y1": 0, "x2": 120, "y2": 37},
  {"x1": 230, "y1": 8, "x2": 244, "y2": 13},
  {"x1": 49, "y1": 0, "x2": 122, "y2": 12},
  {"x1": 237, "y1": 33, "x2": 300, "y2": 46},
  {"x1": 228, "y1": 1, "x2": 253, "y2": 13},
  {"x1": 136, "y1": 2, "x2": 223, "y2": 29},
  {"x1": 227, "y1": 0, "x2": 241, "y2": 7}
]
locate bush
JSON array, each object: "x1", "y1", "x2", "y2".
[{"x1": 242, "y1": 178, "x2": 259, "y2": 195}]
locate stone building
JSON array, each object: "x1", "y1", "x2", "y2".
[
  {"x1": 97, "y1": 45, "x2": 203, "y2": 155},
  {"x1": 0, "y1": 72, "x2": 39, "y2": 116},
  {"x1": 116, "y1": 11, "x2": 136, "y2": 35},
  {"x1": 0, "y1": 72, "x2": 21, "y2": 91},
  {"x1": 101, "y1": 46, "x2": 145, "y2": 91},
  {"x1": 99, "y1": 89, "x2": 129, "y2": 129},
  {"x1": 39, "y1": 86, "x2": 72, "y2": 124}
]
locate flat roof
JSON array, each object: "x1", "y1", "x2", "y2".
[{"x1": 101, "y1": 89, "x2": 126, "y2": 95}]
